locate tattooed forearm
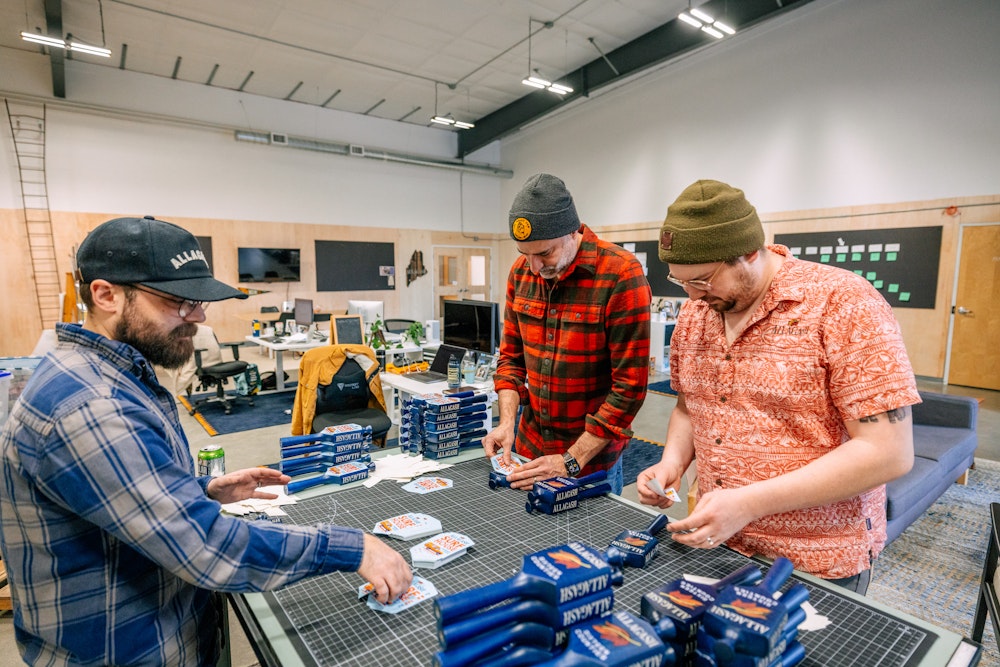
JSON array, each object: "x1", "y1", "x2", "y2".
[{"x1": 859, "y1": 406, "x2": 910, "y2": 424}]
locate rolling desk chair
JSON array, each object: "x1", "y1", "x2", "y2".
[
  {"x1": 188, "y1": 325, "x2": 255, "y2": 416},
  {"x1": 291, "y1": 344, "x2": 391, "y2": 447}
]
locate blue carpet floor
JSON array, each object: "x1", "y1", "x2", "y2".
[
  {"x1": 622, "y1": 437, "x2": 665, "y2": 486},
  {"x1": 179, "y1": 391, "x2": 293, "y2": 436},
  {"x1": 648, "y1": 379, "x2": 676, "y2": 395}
]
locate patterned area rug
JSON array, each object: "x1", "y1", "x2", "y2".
[
  {"x1": 178, "y1": 391, "x2": 293, "y2": 436},
  {"x1": 868, "y1": 458, "x2": 998, "y2": 663}
]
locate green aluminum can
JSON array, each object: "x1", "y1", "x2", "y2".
[{"x1": 197, "y1": 444, "x2": 225, "y2": 477}]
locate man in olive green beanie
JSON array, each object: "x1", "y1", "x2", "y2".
[
  {"x1": 637, "y1": 179, "x2": 918, "y2": 597},
  {"x1": 658, "y1": 179, "x2": 765, "y2": 265}
]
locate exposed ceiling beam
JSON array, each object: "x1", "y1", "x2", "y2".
[
  {"x1": 458, "y1": 0, "x2": 814, "y2": 157},
  {"x1": 44, "y1": 0, "x2": 65, "y2": 98}
]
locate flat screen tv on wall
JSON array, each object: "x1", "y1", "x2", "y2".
[{"x1": 238, "y1": 248, "x2": 301, "y2": 283}]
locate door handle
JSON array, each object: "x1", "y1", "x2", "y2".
[{"x1": 956, "y1": 306, "x2": 974, "y2": 316}]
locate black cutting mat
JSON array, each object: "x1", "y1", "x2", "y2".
[{"x1": 262, "y1": 457, "x2": 935, "y2": 667}]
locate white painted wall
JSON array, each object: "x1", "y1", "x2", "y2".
[
  {"x1": 2, "y1": 0, "x2": 997, "y2": 231},
  {"x1": 499, "y1": 0, "x2": 1000, "y2": 222},
  {"x1": 0, "y1": 49, "x2": 505, "y2": 233}
]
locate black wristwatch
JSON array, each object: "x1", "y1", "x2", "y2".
[{"x1": 562, "y1": 452, "x2": 581, "y2": 477}]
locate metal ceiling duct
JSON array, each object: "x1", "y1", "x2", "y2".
[{"x1": 234, "y1": 130, "x2": 512, "y2": 178}]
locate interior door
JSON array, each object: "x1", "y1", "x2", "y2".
[
  {"x1": 947, "y1": 224, "x2": 1000, "y2": 390},
  {"x1": 432, "y1": 247, "x2": 492, "y2": 320}
]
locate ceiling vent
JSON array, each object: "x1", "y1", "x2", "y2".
[
  {"x1": 270, "y1": 132, "x2": 288, "y2": 145},
  {"x1": 349, "y1": 144, "x2": 366, "y2": 157}
]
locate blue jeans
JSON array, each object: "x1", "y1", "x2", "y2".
[
  {"x1": 606, "y1": 456, "x2": 624, "y2": 495},
  {"x1": 826, "y1": 567, "x2": 872, "y2": 595}
]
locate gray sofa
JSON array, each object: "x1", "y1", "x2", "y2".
[{"x1": 885, "y1": 390, "x2": 979, "y2": 543}]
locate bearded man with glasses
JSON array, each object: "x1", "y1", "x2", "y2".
[
  {"x1": 0, "y1": 216, "x2": 411, "y2": 666},
  {"x1": 636, "y1": 180, "x2": 919, "y2": 596}
]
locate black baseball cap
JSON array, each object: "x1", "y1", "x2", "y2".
[{"x1": 76, "y1": 216, "x2": 247, "y2": 302}]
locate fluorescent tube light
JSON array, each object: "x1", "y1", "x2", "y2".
[
  {"x1": 678, "y1": 13, "x2": 703, "y2": 28},
  {"x1": 431, "y1": 116, "x2": 455, "y2": 126},
  {"x1": 690, "y1": 8, "x2": 714, "y2": 23},
  {"x1": 548, "y1": 83, "x2": 573, "y2": 95},
  {"x1": 701, "y1": 25, "x2": 724, "y2": 39},
  {"x1": 714, "y1": 21, "x2": 735, "y2": 35},
  {"x1": 21, "y1": 31, "x2": 65, "y2": 48},
  {"x1": 69, "y1": 41, "x2": 111, "y2": 57}
]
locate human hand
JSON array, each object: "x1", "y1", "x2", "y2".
[
  {"x1": 358, "y1": 534, "x2": 413, "y2": 604},
  {"x1": 482, "y1": 424, "x2": 514, "y2": 459},
  {"x1": 666, "y1": 487, "x2": 753, "y2": 549},
  {"x1": 206, "y1": 467, "x2": 291, "y2": 504},
  {"x1": 635, "y1": 463, "x2": 682, "y2": 509},
  {"x1": 503, "y1": 453, "x2": 564, "y2": 491}
]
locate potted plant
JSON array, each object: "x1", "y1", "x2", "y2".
[
  {"x1": 366, "y1": 317, "x2": 387, "y2": 349},
  {"x1": 404, "y1": 321, "x2": 425, "y2": 345}
]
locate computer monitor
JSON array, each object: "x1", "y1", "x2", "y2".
[
  {"x1": 442, "y1": 299, "x2": 500, "y2": 354},
  {"x1": 293, "y1": 298, "x2": 314, "y2": 327},
  {"x1": 347, "y1": 300, "x2": 384, "y2": 328}
]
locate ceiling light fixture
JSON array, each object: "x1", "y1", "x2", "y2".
[
  {"x1": 20, "y1": 31, "x2": 111, "y2": 57},
  {"x1": 430, "y1": 83, "x2": 474, "y2": 130},
  {"x1": 677, "y1": 5, "x2": 736, "y2": 40},
  {"x1": 520, "y1": 18, "x2": 573, "y2": 96}
]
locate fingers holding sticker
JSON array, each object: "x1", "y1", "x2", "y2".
[{"x1": 358, "y1": 534, "x2": 412, "y2": 604}]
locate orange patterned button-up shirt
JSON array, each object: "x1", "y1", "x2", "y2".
[{"x1": 671, "y1": 245, "x2": 919, "y2": 579}]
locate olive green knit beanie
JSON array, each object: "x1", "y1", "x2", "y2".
[{"x1": 658, "y1": 180, "x2": 765, "y2": 264}]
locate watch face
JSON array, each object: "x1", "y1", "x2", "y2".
[{"x1": 563, "y1": 454, "x2": 580, "y2": 476}]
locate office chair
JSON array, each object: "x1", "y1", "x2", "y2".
[
  {"x1": 972, "y1": 502, "x2": 1000, "y2": 646},
  {"x1": 291, "y1": 344, "x2": 391, "y2": 447},
  {"x1": 188, "y1": 325, "x2": 255, "y2": 416}
]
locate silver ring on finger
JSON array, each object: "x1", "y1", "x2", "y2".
[{"x1": 706, "y1": 536, "x2": 714, "y2": 545}]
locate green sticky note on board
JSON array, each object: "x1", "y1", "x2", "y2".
[
  {"x1": 886, "y1": 252, "x2": 898, "y2": 261},
  {"x1": 820, "y1": 254, "x2": 831, "y2": 263},
  {"x1": 870, "y1": 252, "x2": 881, "y2": 261},
  {"x1": 888, "y1": 284, "x2": 900, "y2": 293},
  {"x1": 874, "y1": 280, "x2": 884, "y2": 288},
  {"x1": 866, "y1": 272, "x2": 877, "y2": 280},
  {"x1": 899, "y1": 292, "x2": 911, "y2": 302},
  {"x1": 836, "y1": 253, "x2": 847, "y2": 262},
  {"x1": 854, "y1": 269, "x2": 864, "y2": 276},
  {"x1": 851, "y1": 252, "x2": 862, "y2": 261}
]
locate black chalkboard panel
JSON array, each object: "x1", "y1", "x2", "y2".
[
  {"x1": 613, "y1": 239, "x2": 687, "y2": 298},
  {"x1": 195, "y1": 236, "x2": 214, "y2": 273},
  {"x1": 774, "y1": 226, "x2": 942, "y2": 309},
  {"x1": 331, "y1": 315, "x2": 364, "y2": 345},
  {"x1": 315, "y1": 240, "x2": 395, "y2": 291}
]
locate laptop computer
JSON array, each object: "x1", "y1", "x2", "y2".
[{"x1": 406, "y1": 343, "x2": 468, "y2": 383}]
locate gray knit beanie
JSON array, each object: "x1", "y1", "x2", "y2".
[
  {"x1": 508, "y1": 173, "x2": 581, "y2": 242},
  {"x1": 659, "y1": 180, "x2": 765, "y2": 264}
]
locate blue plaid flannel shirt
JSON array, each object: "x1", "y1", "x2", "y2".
[{"x1": 0, "y1": 323, "x2": 364, "y2": 666}]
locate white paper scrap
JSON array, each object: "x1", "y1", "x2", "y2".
[{"x1": 363, "y1": 453, "x2": 453, "y2": 488}]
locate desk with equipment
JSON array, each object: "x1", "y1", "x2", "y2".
[
  {"x1": 229, "y1": 454, "x2": 979, "y2": 667},
  {"x1": 243, "y1": 335, "x2": 326, "y2": 391}
]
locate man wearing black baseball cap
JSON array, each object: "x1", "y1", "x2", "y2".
[{"x1": 0, "y1": 216, "x2": 411, "y2": 665}]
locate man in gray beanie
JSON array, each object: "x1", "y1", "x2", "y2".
[
  {"x1": 636, "y1": 180, "x2": 919, "y2": 595},
  {"x1": 485, "y1": 174, "x2": 652, "y2": 495},
  {"x1": 0, "y1": 216, "x2": 411, "y2": 665}
]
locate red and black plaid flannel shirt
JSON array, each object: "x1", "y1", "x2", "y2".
[{"x1": 494, "y1": 225, "x2": 652, "y2": 476}]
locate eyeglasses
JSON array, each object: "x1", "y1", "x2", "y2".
[
  {"x1": 128, "y1": 284, "x2": 209, "y2": 318},
  {"x1": 666, "y1": 262, "x2": 726, "y2": 292}
]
